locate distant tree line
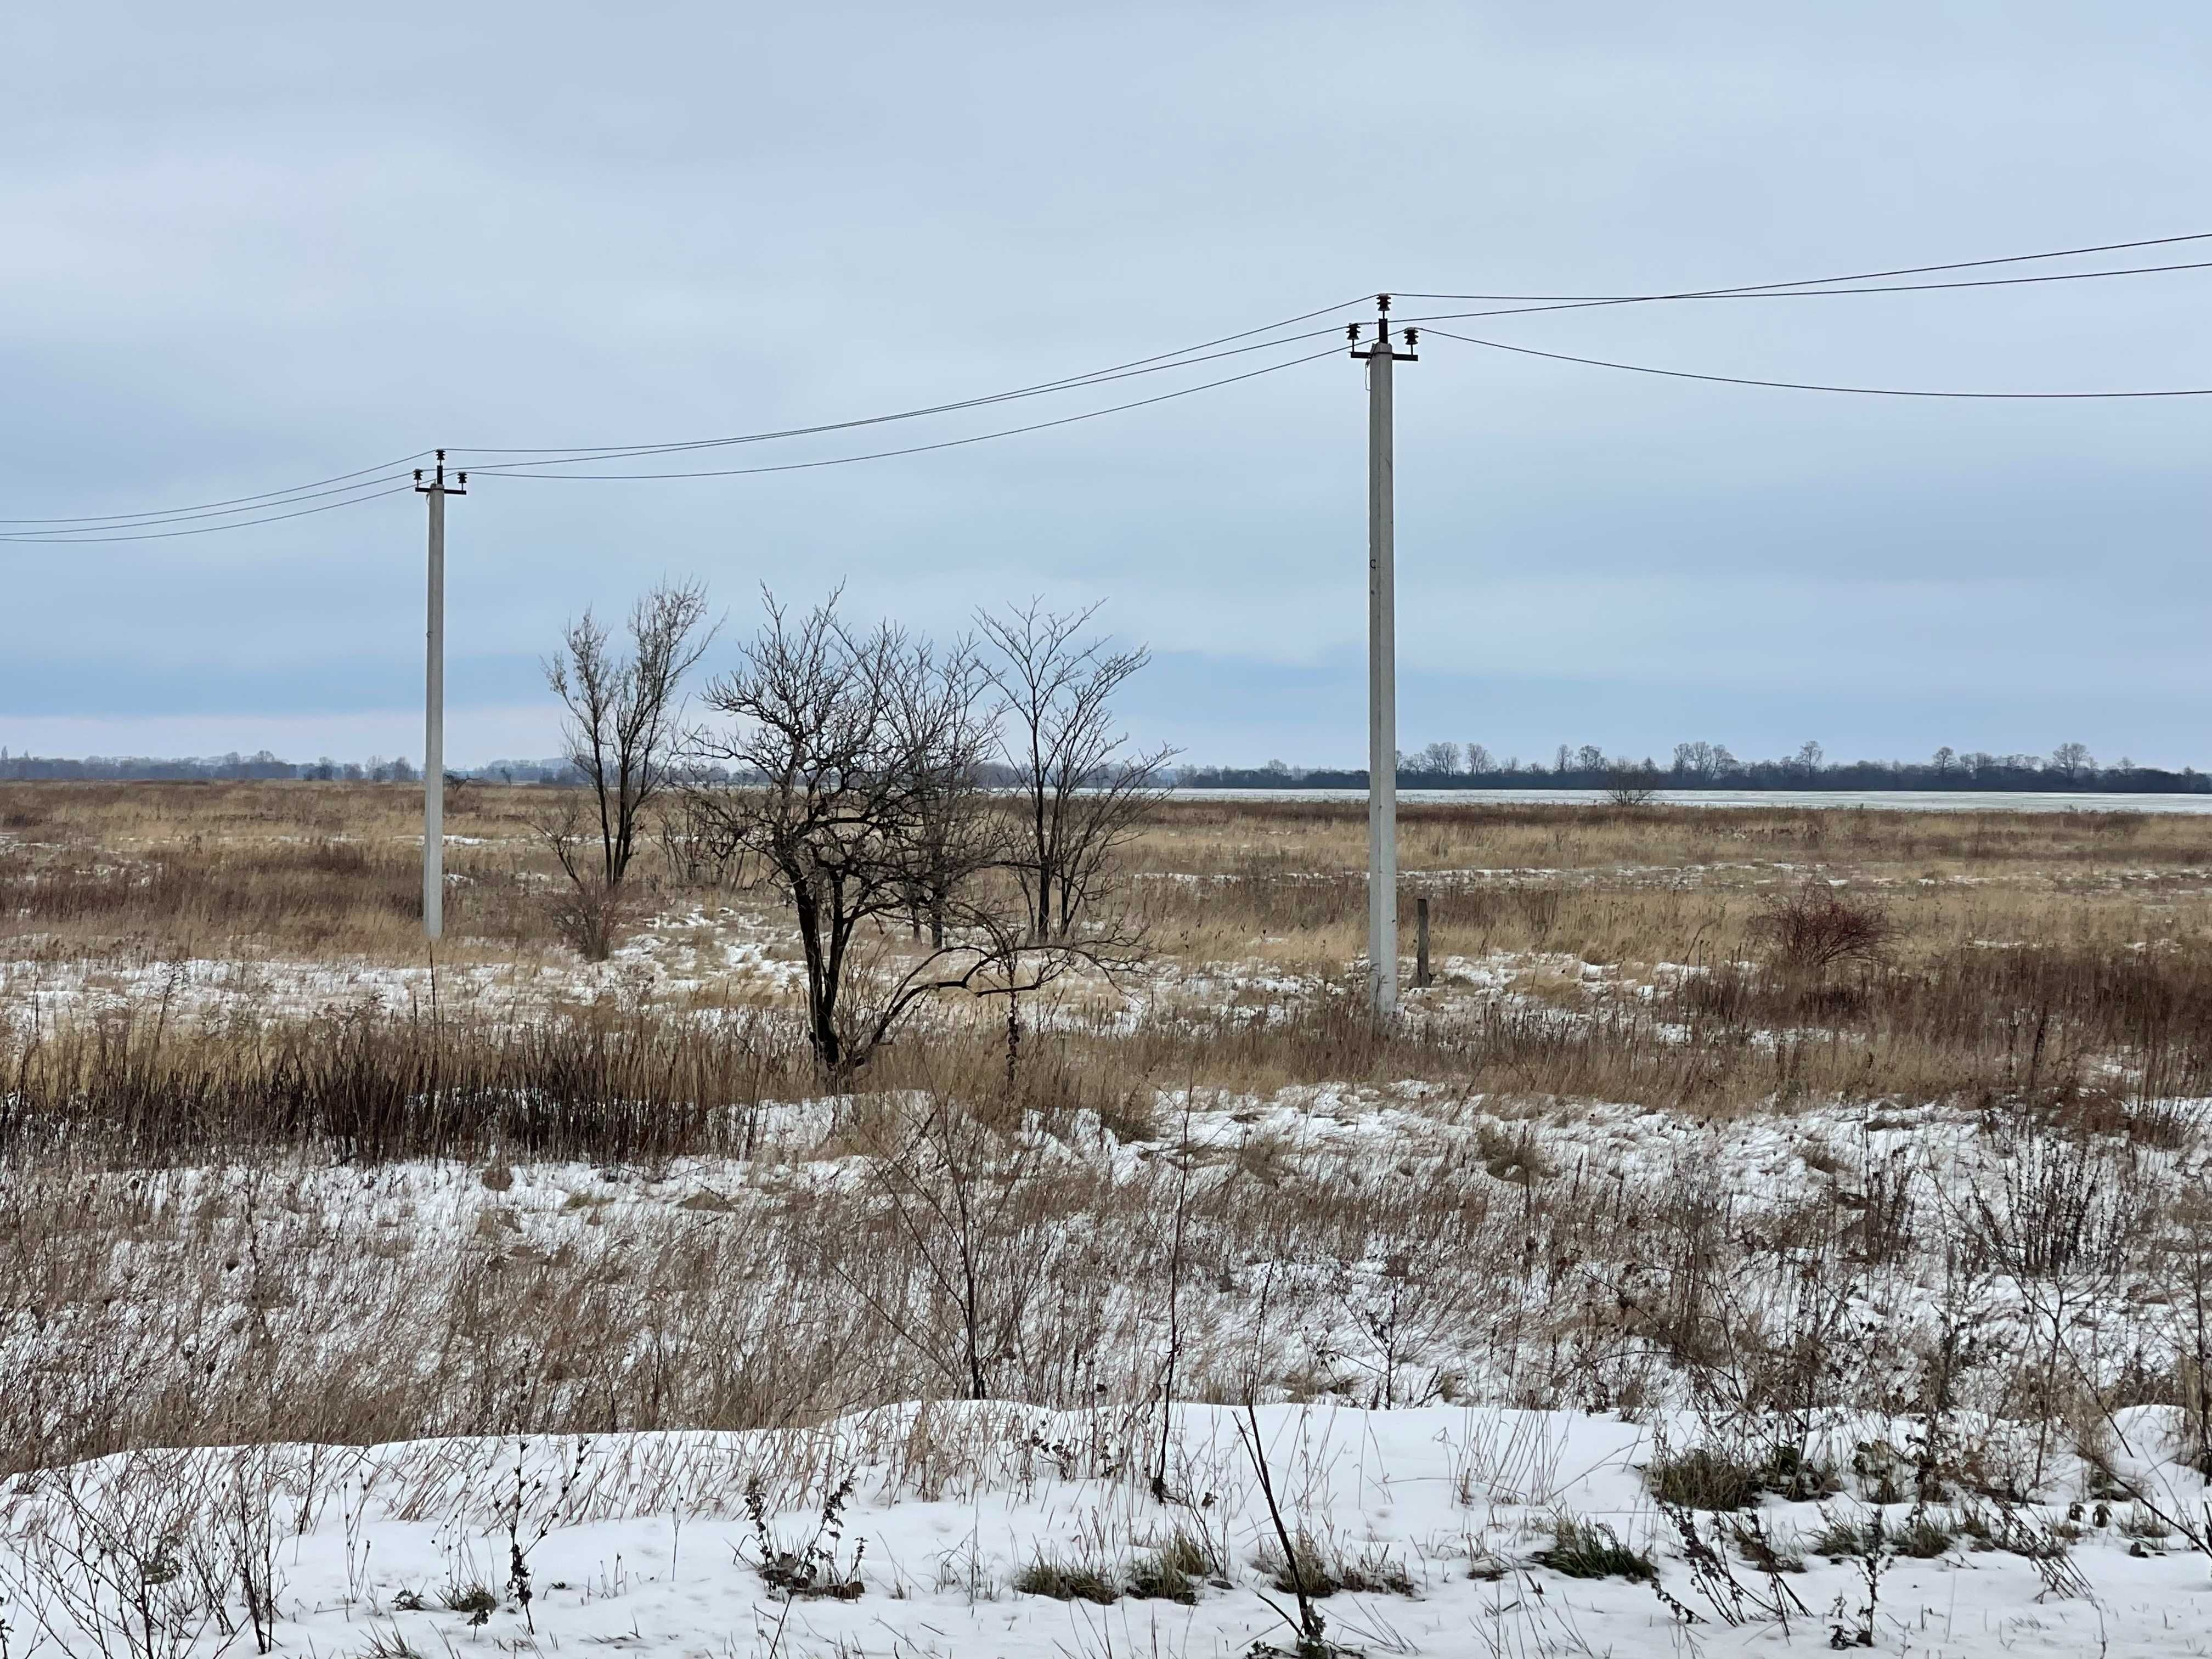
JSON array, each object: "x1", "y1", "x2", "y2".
[
  {"x1": 1180, "y1": 738, "x2": 2210, "y2": 794},
  {"x1": 0, "y1": 749, "x2": 1152, "y2": 790},
  {"x1": 0, "y1": 749, "x2": 589, "y2": 784},
  {"x1": 9, "y1": 736, "x2": 2205, "y2": 795}
]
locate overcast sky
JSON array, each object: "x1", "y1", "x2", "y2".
[{"x1": 3, "y1": 2, "x2": 2209, "y2": 769}]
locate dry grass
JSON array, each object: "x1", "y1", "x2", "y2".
[
  {"x1": 7, "y1": 781, "x2": 2210, "y2": 973},
  {"x1": 10, "y1": 780, "x2": 2212, "y2": 1122},
  {"x1": 0, "y1": 780, "x2": 567, "y2": 962}
]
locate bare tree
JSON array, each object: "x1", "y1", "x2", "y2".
[
  {"x1": 654, "y1": 789, "x2": 749, "y2": 893},
  {"x1": 2050, "y1": 741, "x2": 2096, "y2": 782},
  {"x1": 545, "y1": 579, "x2": 717, "y2": 890},
  {"x1": 1673, "y1": 740, "x2": 1725, "y2": 782},
  {"x1": 689, "y1": 592, "x2": 1136, "y2": 1076},
  {"x1": 978, "y1": 599, "x2": 1176, "y2": 942},
  {"x1": 1413, "y1": 741, "x2": 1462, "y2": 776}
]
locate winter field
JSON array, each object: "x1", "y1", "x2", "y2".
[{"x1": 4, "y1": 782, "x2": 2212, "y2": 1657}]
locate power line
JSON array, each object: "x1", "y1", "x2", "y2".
[
  {"x1": 0, "y1": 452, "x2": 432, "y2": 528},
  {"x1": 45, "y1": 250, "x2": 2192, "y2": 523},
  {"x1": 473, "y1": 343, "x2": 1346, "y2": 481},
  {"x1": 0, "y1": 318, "x2": 1364, "y2": 532},
  {"x1": 452, "y1": 295, "x2": 1373, "y2": 462},
  {"x1": 1393, "y1": 258, "x2": 2212, "y2": 332},
  {"x1": 0, "y1": 469, "x2": 427, "y2": 538},
  {"x1": 1419, "y1": 326, "x2": 2212, "y2": 398},
  {"x1": 466, "y1": 321, "x2": 1362, "y2": 473},
  {"x1": 11, "y1": 230, "x2": 2212, "y2": 531},
  {"x1": 1397, "y1": 228, "x2": 2212, "y2": 302},
  {"x1": 0, "y1": 482, "x2": 419, "y2": 544},
  {"x1": 6, "y1": 332, "x2": 1345, "y2": 526},
  {"x1": 1403, "y1": 255, "x2": 2212, "y2": 306},
  {"x1": 0, "y1": 302, "x2": 1372, "y2": 528},
  {"x1": 462, "y1": 241, "x2": 2212, "y2": 472}
]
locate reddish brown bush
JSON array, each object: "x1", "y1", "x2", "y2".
[{"x1": 1747, "y1": 878, "x2": 1899, "y2": 977}]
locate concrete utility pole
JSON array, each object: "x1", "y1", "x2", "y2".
[
  {"x1": 1350, "y1": 298, "x2": 1416, "y2": 1015},
  {"x1": 414, "y1": 452, "x2": 466, "y2": 940}
]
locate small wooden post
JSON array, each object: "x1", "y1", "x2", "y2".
[{"x1": 1414, "y1": 894, "x2": 1431, "y2": 989}]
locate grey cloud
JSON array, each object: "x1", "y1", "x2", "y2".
[{"x1": 2, "y1": 1, "x2": 2208, "y2": 766}]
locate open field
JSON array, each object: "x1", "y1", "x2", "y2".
[{"x1": 4, "y1": 781, "x2": 2211, "y2": 1656}]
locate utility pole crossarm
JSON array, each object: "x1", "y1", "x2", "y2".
[
  {"x1": 1348, "y1": 297, "x2": 1415, "y2": 1017},
  {"x1": 414, "y1": 451, "x2": 467, "y2": 942}
]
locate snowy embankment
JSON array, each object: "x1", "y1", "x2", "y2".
[{"x1": 4, "y1": 1402, "x2": 2207, "y2": 1658}]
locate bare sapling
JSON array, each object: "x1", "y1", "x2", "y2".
[
  {"x1": 978, "y1": 599, "x2": 1176, "y2": 943},
  {"x1": 1151, "y1": 1091, "x2": 1195, "y2": 1502},
  {"x1": 1234, "y1": 1402, "x2": 1336, "y2": 1658},
  {"x1": 837, "y1": 1096, "x2": 1066, "y2": 1401},
  {"x1": 501, "y1": 1437, "x2": 591, "y2": 1635},
  {"x1": 540, "y1": 578, "x2": 717, "y2": 957}
]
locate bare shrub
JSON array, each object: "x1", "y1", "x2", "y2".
[
  {"x1": 0, "y1": 1453, "x2": 236, "y2": 1658},
  {"x1": 653, "y1": 787, "x2": 748, "y2": 891},
  {"x1": 836, "y1": 1097, "x2": 1077, "y2": 1401},
  {"x1": 1747, "y1": 879, "x2": 1899, "y2": 978},
  {"x1": 537, "y1": 798, "x2": 647, "y2": 960},
  {"x1": 1605, "y1": 764, "x2": 1660, "y2": 807}
]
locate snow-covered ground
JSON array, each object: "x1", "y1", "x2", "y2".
[
  {"x1": 0, "y1": 904, "x2": 808, "y2": 1032},
  {"x1": 8, "y1": 1084, "x2": 2211, "y2": 1655},
  {"x1": 3, "y1": 1402, "x2": 2206, "y2": 1657}
]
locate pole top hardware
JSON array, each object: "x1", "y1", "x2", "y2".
[
  {"x1": 415, "y1": 448, "x2": 468, "y2": 496},
  {"x1": 1351, "y1": 294, "x2": 1417, "y2": 362}
]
